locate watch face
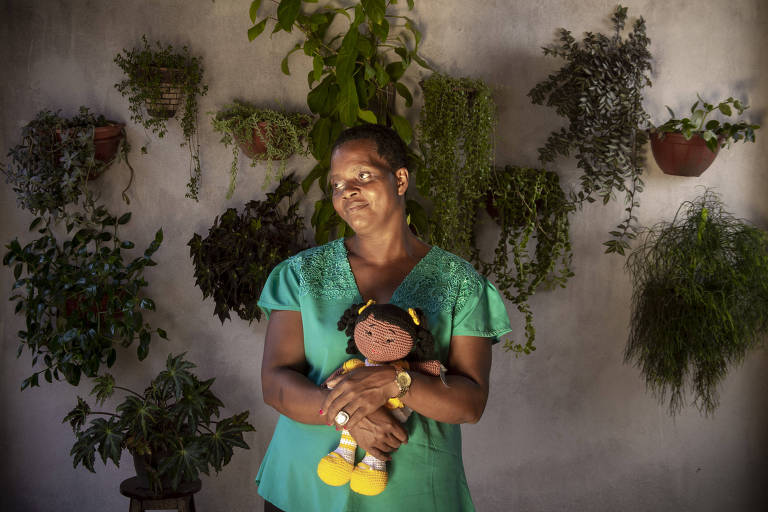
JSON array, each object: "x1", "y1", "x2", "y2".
[{"x1": 397, "y1": 371, "x2": 411, "y2": 388}]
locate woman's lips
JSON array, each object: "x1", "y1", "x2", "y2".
[{"x1": 346, "y1": 201, "x2": 368, "y2": 213}]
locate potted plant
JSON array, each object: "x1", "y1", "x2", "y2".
[
  {"x1": 210, "y1": 100, "x2": 312, "y2": 198},
  {"x1": 625, "y1": 190, "x2": 768, "y2": 415},
  {"x1": 416, "y1": 73, "x2": 495, "y2": 261},
  {"x1": 650, "y1": 96, "x2": 760, "y2": 176},
  {"x1": 247, "y1": 0, "x2": 428, "y2": 243},
  {"x1": 479, "y1": 165, "x2": 574, "y2": 355},
  {"x1": 65, "y1": 352, "x2": 256, "y2": 493},
  {"x1": 114, "y1": 36, "x2": 208, "y2": 201},
  {"x1": 529, "y1": 5, "x2": 652, "y2": 255},
  {"x1": 188, "y1": 174, "x2": 308, "y2": 324},
  {"x1": 3, "y1": 199, "x2": 166, "y2": 388},
  {"x1": 1, "y1": 107, "x2": 134, "y2": 216}
]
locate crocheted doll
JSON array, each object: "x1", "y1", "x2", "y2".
[{"x1": 317, "y1": 300, "x2": 445, "y2": 496}]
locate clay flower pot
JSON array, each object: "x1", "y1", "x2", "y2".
[
  {"x1": 144, "y1": 67, "x2": 183, "y2": 119},
  {"x1": 650, "y1": 131, "x2": 720, "y2": 177},
  {"x1": 235, "y1": 122, "x2": 274, "y2": 160},
  {"x1": 56, "y1": 123, "x2": 125, "y2": 179}
]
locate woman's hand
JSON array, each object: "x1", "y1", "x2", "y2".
[
  {"x1": 347, "y1": 407, "x2": 408, "y2": 461},
  {"x1": 321, "y1": 365, "x2": 398, "y2": 431}
]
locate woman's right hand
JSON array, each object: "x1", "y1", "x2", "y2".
[{"x1": 347, "y1": 407, "x2": 408, "y2": 461}]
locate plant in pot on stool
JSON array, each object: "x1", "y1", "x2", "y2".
[
  {"x1": 210, "y1": 100, "x2": 312, "y2": 198},
  {"x1": 1, "y1": 107, "x2": 134, "y2": 215},
  {"x1": 479, "y1": 165, "x2": 574, "y2": 355},
  {"x1": 65, "y1": 352, "x2": 256, "y2": 493},
  {"x1": 114, "y1": 35, "x2": 208, "y2": 201},
  {"x1": 650, "y1": 96, "x2": 760, "y2": 177},
  {"x1": 625, "y1": 190, "x2": 768, "y2": 415},
  {"x1": 188, "y1": 174, "x2": 308, "y2": 324}
]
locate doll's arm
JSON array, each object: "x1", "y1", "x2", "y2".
[
  {"x1": 322, "y1": 358, "x2": 365, "y2": 389},
  {"x1": 408, "y1": 360, "x2": 446, "y2": 377}
]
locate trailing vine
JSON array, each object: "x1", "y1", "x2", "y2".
[
  {"x1": 114, "y1": 35, "x2": 208, "y2": 201},
  {"x1": 528, "y1": 5, "x2": 652, "y2": 255},
  {"x1": 626, "y1": 191, "x2": 768, "y2": 415},
  {"x1": 417, "y1": 73, "x2": 495, "y2": 261},
  {"x1": 210, "y1": 100, "x2": 312, "y2": 198},
  {"x1": 479, "y1": 165, "x2": 573, "y2": 355}
]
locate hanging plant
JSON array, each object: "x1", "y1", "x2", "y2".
[
  {"x1": 247, "y1": 0, "x2": 428, "y2": 243},
  {"x1": 65, "y1": 353, "x2": 255, "y2": 494},
  {"x1": 650, "y1": 95, "x2": 760, "y2": 176},
  {"x1": 188, "y1": 175, "x2": 308, "y2": 324},
  {"x1": 114, "y1": 35, "x2": 208, "y2": 201},
  {"x1": 479, "y1": 165, "x2": 573, "y2": 355},
  {"x1": 210, "y1": 100, "x2": 312, "y2": 198},
  {"x1": 528, "y1": 5, "x2": 652, "y2": 255},
  {"x1": 1, "y1": 107, "x2": 134, "y2": 216},
  {"x1": 625, "y1": 191, "x2": 768, "y2": 415},
  {"x1": 3, "y1": 200, "x2": 165, "y2": 389},
  {"x1": 416, "y1": 73, "x2": 495, "y2": 261}
]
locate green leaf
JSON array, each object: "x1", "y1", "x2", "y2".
[
  {"x1": 395, "y1": 82, "x2": 413, "y2": 107},
  {"x1": 405, "y1": 18, "x2": 422, "y2": 49},
  {"x1": 63, "y1": 397, "x2": 91, "y2": 432},
  {"x1": 361, "y1": 0, "x2": 385, "y2": 24},
  {"x1": 407, "y1": 0, "x2": 414, "y2": 9},
  {"x1": 390, "y1": 114, "x2": 412, "y2": 144},
  {"x1": 358, "y1": 109, "x2": 377, "y2": 124},
  {"x1": 307, "y1": 78, "x2": 330, "y2": 114},
  {"x1": 718, "y1": 103, "x2": 732, "y2": 116},
  {"x1": 157, "y1": 328, "x2": 168, "y2": 340},
  {"x1": 200, "y1": 411, "x2": 255, "y2": 472},
  {"x1": 303, "y1": 162, "x2": 329, "y2": 193},
  {"x1": 91, "y1": 417, "x2": 124, "y2": 466},
  {"x1": 338, "y1": 77, "x2": 359, "y2": 126},
  {"x1": 281, "y1": 44, "x2": 302, "y2": 75},
  {"x1": 249, "y1": 0, "x2": 261, "y2": 23},
  {"x1": 385, "y1": 61, "x2": 405, "y2": 82},
  {"x1": 313, "y1": 56, "x2": 324, "y2": 82},
  {"x1": 336, "y1": 28, "x2": 359, "y2": 80},
  {"x1": 91, "y1": 374, "x2": 116, "y2": 405},
  {"x1": 159, "y1": 441, "x2": 207, "y2": 491},
  {"x1": 371, "y1": 17, "x2": 389, "y2": 41},
  {"x1": 247, "y1": 18, "x2": 268, "y2": 41},
  {"x1": 277, "y1": 0, "x2": 301, "y2": 31},
  {"x1": 159, "y1": 353, "x2": 197, "y2": 399},
  {"x1": 117, "y1": 212, "x2": 132, "y2": 225},
  {"x1": 309, "y1": 117, "x2": 332, "y2": 161}
]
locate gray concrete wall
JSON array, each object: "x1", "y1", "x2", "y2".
[{"x1": 1, "y1": 1, "x2": 767, "y2": 510}]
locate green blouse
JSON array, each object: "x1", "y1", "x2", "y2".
[{"x1": 256, "y1": 238, "x2": 512, "y2": 511}]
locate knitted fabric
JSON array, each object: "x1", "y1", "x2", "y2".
[
  {"x1": 317, "y1": 430, "x2": 357, "y2": 486},
  {"x1": 350, "y1": 454, "x2": 388, "y2": 496}
]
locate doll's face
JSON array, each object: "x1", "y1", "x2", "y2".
[{"x1": 353, "y1": 312, "x2": 413, "y2": 362}]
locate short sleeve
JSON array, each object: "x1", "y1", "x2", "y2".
[
  {"x1": 452, "y1": 276, "x2": 512, "y2": 343},
  {"x1": 257, "y1": 259, "x2": 301, "y2": 319}
]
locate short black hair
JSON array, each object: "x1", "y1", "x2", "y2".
[{"x1": 331, "y1": 124, "x2": 409, "y2": 172}]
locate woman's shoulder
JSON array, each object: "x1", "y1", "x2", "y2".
[
  {"x1": 283, "y1": 238, "x2": 357, "y2": 299},
  {"x1": 425, "y1": 245, "x2": 484, "y2": 283}
]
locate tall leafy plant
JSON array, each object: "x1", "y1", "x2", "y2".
[
  {"x1": 626, "y1": 191, "x2": 768, "y2": 415},
  {"x1": 529, "y1": 5, "x2": 652, "y2": 255},
  {"x1": 114, "y1": 36, "x2": 208, "y2": 201},
  {"x1": 480, "y1": 166, "x2": 573, "y2": 355},
  {"x1": 247, "y1": 0, "x2": 427, "y2": 243},
  {"x1": 416, "y1": 73, "x2": 495, "y2": 261}
]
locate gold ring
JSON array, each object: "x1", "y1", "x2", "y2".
[{"x1": 334, "y1": 410, "x2": 350, "y2": 426}]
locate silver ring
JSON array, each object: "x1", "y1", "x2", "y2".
[{"x1": 334, "y1": 410, "x2": 350, "y2": 426}]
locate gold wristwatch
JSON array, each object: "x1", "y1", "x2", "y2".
[{"x1": 393, "y1": 366, "x2": 412, "y2": 399}]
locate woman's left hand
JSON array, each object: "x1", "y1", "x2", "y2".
[{"x1": 321, "y1": 366, "x2": 398, "y2": 431}]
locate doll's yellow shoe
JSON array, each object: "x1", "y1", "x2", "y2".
[
  {"x1": 317, "y1": 452, "x2": 354, "y2": 486},
  {"x1": 349, "y1": 461, "x2": 388, "y2": 496}
]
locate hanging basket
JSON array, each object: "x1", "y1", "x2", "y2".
[
  {"x1": 650, "y1": 131, "x2": 720, "y2": 177},
  {"x1": 233, "y1": 119, "x2": 310, "y2": 160},
  {"x1": 56, "y1": 123, "x2": 125, "y2": 179},
  {"x1": 144, "y1": 67, "x2": 183, "y2": 119}
]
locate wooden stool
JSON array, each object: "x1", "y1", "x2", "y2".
[{"x1": 120, "y1": 477, "x2": 201, "y2": 512}]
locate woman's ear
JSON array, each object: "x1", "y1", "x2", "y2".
[{"x1": 394, "y1": 167, "x2": 409, "y2": 196}]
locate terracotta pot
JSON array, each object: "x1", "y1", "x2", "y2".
[
  {"x1": 64, "y1": 293, "x2": 125, "y2": 319},
  {"x1": 144, "y1": 67, "x2": 183, "y2": 119},
  {"x1": 56, "y1": 123, "x2": 125, "y2": 179},
  {"x1": 234, "y1": 119, "x2": 308, "y2": 160},
  {"x1": 650, "y1": 131, "x2": 720, "y2": 177}
]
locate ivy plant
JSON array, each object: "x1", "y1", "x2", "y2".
[
  {"x1": 654, "y1": 95, "x2": 760, "y2": 152},
  {"x1": 247, "y1": 0, "x2": 427, "y2": 243},
  {"x1": 528, "y1": 5, "x2": 652, "y2": 255},
  {"x1": 188, "y1": 175, "x2": 308, "y2": 324},
  {"x1": 65, "y1": 353, "x2": 255, "y2": 493},
  {"x1": 479, "y1": 165, "x2": 573, "y2": 355},
  {"x1": 114, "y1": 36, "x2": 208, "y2": 201},
  {"x1": 210, "y1": 100, "x2": 312, "y2": 198},
  {"x1": 416, "y1": 73, "x2": 495, "y2": 261},
  {"x1": 626, "y1": 191, "x2": 768, "y2": 415},
  {"x1": 3, "y1": 201, "x2": 165, "y2": 389},
  {"x1": 1, "y1": 107, "x2": 133, "y2": 217}
]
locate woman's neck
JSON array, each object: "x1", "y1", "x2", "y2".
[{"x1": 346, "y1": 222, "x2": 427, "y2": 266}]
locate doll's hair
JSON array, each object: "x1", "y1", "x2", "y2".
[{"x1": 337, "y1": 303, "x2": 435, "y2": 359}]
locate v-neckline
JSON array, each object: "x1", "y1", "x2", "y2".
[{"x1": 339, "y1": 238, "x2": 434, "y2": 304}]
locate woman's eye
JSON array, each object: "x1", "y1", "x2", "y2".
[
  {"x1": 358, "y1": 171, "x2": 371, "y2": 180},
  {"x1": 332, "y1": 181, "x2": 344, "y2": 190}
]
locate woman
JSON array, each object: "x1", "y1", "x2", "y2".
[{"x1": 257, "y1": 124, "x2": 512, "y2": 511}]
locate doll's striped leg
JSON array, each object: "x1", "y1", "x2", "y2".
[
  {"x1": 317, "y1": 429, "x2": 356, "y2": 486},
  {"x1": 350, "y1": 452, "x2": 388, "y2": 496}
]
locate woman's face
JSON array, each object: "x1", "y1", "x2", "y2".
[{"x1": 329, "y1": 139, "x2": 407, "y2": 234}]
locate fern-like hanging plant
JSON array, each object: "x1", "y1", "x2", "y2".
[
  {"x1": 528, "y1": 5, "x2": 652, "y2": 255},
  {"x1": 626, "y1": 191, "x2": 768, "y2": 415},
  {"x1": 417, "y1": 73, "x2": 495, "y2": 261}
]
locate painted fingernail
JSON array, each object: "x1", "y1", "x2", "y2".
[
  {"x1": 318, "y1": 409, "x2": 324, "y2": 414},
  {"x1": 335, "y1": 426, "x2": 340, "y2": 431}
]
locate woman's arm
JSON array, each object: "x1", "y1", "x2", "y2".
[
  {"x1": 321, "y1": 335, "x2": 492, "y2": 429},
  {"x1": 261, "y1": 310, "x2": 409, "y2": 458}
]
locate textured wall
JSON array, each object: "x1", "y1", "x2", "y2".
[{"x1": 1, "y1": 1, "x2": 767, "y2": 511}]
